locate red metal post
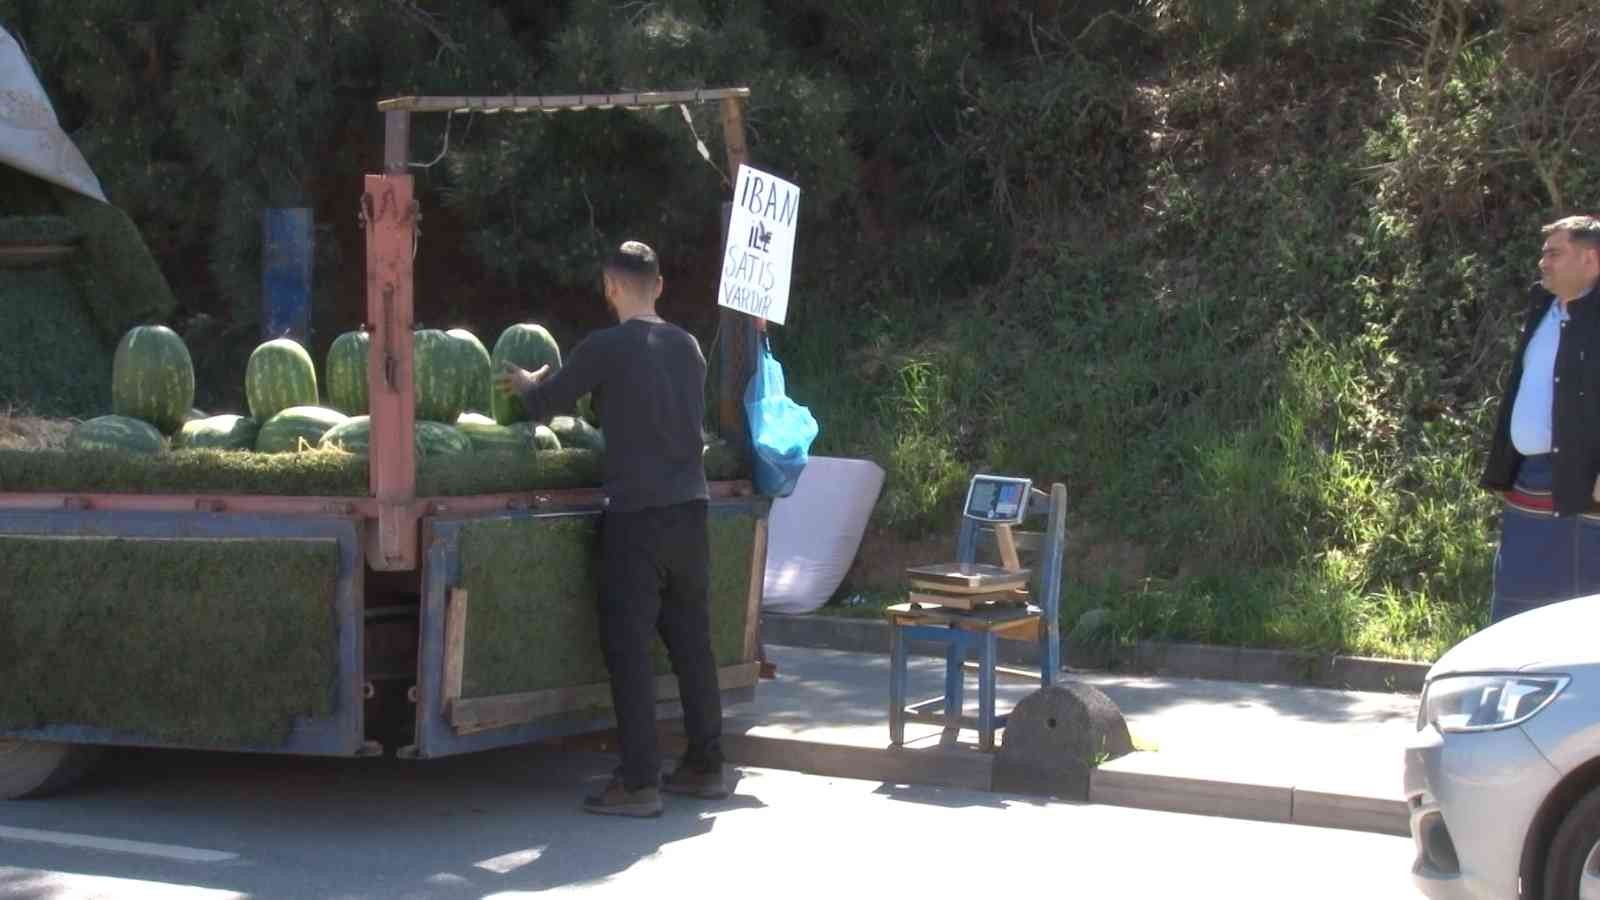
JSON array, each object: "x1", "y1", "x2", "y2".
[{"x1": 365, "y1": 122, "x2": 419, "y2": 569}]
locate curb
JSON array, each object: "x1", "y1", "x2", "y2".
[
  {"x1": 760, "y1": 613, "x2": 1430, "y2": 694},
  {"x1": 664, "y1": 723, "x2": 1407, "y2": 837}
]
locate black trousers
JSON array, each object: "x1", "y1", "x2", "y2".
[{"x1": 599, "y1": 500, "x2": 723, "y2": 790}]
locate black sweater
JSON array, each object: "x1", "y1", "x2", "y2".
[{"x1": 520, "y1": 317, "x2": 709, "y2": 512}]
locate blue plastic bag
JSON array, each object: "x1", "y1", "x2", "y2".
[{"x1": 744, "y1": 335, "x2": 818, "y2": 498}]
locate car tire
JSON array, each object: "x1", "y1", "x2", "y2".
[
  {"x1": 0, "y1": 739, "x2": 101, "y2": 800},
  {"x1": 1544, "y1": 784, "x2": 1600, "y2": 900}
]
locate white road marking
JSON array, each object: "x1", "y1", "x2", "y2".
[
  {"x1": 0, "y1": 826, "x2": 238, "y2": 863},
  {"x1": 473, "y1": 845, "x2": 547, "y2": 874},
  {"x1": 0, "y1": 867, "x2": 245, "y2": 899}
]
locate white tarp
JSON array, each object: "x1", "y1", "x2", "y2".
[
  {"x1": 0, "y1": 25, "x2": 106, "y2": 202},
  {"x1": 762, "y1": 456, "x2": 885, "y2": 615}
]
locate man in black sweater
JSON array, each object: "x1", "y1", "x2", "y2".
[{"x1": 493, "y1": 241, "x2": 725, "y2": 817}]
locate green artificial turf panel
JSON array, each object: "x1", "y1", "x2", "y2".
[{"x1": 0, "y1": 535, "x2": 340, "y2": 746}]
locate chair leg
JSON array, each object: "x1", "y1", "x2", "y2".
[
  {"x1": 978, "y1": 630, "x2": 998, "y2": 752},
  {"x1": 889, "y1": 624, "x2": 906, "y2": 746},
  {"x1": 1041, "y1": 615, "x2": 1060, "y2": 688},
  {"x1": 943, "y1": 637, "x2": 965, "y2": 742}
]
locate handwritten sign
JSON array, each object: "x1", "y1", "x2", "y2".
[{"x1": 718, "y1": 164, "x2": 799, "y2": 325}]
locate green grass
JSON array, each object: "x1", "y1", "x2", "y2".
[
  {"x1": 0, "y1": 535, "x2": 339, "y2": 746},
  {"x1": 786, "y1": 55, "x2": 1519, "y2": 664},
  {"x1": 0, "y1": 267, "x2": 110, "y2": 417},
  {"x1": 53, "y1": 186, "x2": 178, "y2": 344},
  {"x1": 0, "y1": 442, "x2": 748, "y2": 497},
  {"x1": 0, "y1": 215, "x2": 83, "y2": 245},
  {"x1": 456, "y1": 508, "x2": 759, "y2": 699}
]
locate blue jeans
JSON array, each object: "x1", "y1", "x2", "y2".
[{"x1": 1491, "y1": 455, "x2": 1600, "y2": 622}]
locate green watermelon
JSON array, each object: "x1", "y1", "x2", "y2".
[
  {"x1": 326, "y1": 329, "x2": 371, "y2": 416},
  {"x1": 415, "y1": 420, "x2": 472, "y2": 457},
  {"x1": 247, "y1": 338, "x2": 319, "y2": 422},
  {"x1": 319, "y1": 417, "x2": 472, "y2": 458},
  {"x1": 456, "y1": 412, "x2": 530, "y2": 453},
  {"x1": 318, "y1": 416, "x2": 371, "y2": 455},
  {"x1": 550, "y1": 415, "x2": 605, "y2": 452},
  {"x1": 111, "y1": 325, "x2": 195, "y2": 435},
  {"x1": 256, "y1": 406, "x2": 348, "y2": 453},
  {"x1": 448, "y1": 328, "x2": 494, "y2": 414},
  {"x1": 511, "y1": 421, "x2": 561, "y2": 451},
  {"x1": 414, "y1": 329, "x2": 472, "y2": 424},
  {"x1": 66, "y1": 415, "x2": 165, "y2": 454},
  {"x1": 490, "y1": 323, "x2": 562, "y2": 425},
  {"x1": 576, "y1": 394, "x2": 599, "y2": 428},
  {"x1": 174, "y1": 414, "x2": 259, "y2": 450}
]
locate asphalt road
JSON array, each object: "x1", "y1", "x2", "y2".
[{"x1": 0, "y1": 745, "x2": 1424, "y2": 899}]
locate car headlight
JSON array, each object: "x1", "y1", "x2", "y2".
[{"x1": 1420, "y1": 673, "x2": 1570, "y2": 733}]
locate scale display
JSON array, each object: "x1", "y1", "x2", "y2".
[{"x1": 962, "y1": 474, "x2": 1032, "y2": 525}]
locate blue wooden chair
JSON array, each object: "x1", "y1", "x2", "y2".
[{"x1": 887, "y1": 482, "x2": 1067, "y2": 752}]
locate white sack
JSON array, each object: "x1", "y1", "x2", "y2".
[
  {"x1": 762, "y1": 456, "x2": 885, "y2": 615},
  {"x1": 0, "y1": 26, "x2": 106, "y2": 202}
]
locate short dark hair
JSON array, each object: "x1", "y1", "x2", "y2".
[
  {"x1": 1542, "y1": 215, "x2": 1600, "y2": 252},
  {"x1": 603, "y1": 240, "x2": 660, "y2": 279}
]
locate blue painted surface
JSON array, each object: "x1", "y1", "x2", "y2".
[
  {"x1": 410, "y1": 498, "x2": 769, "y2": 759},
  {"x1": 262, "y1": 207, "x2": 314, "y2": 342},
  {"x1": 0, "y1": 510, "x2": 366, "y2": 756}
]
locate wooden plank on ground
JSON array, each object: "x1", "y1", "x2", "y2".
[
  {"x1": 378, "y1": 88, "x2": 751, "y2": 113},
  {"x1": 906, "y1": 588, "x2": 1028, "y2": 611},
  {"x1": 742, "y1": 517, "x2": 769, "y2": 662},
  {"x1": 450, "y1": 662, "x2": 761, "y2": 734},
  {"x1": 443, "y1": 587, "x2": 468, "y2": 703}
]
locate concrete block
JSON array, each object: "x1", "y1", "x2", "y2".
[
  {"x1": 1324, "y1": 656, "x2": 1427, "y2": 694},
  {"x1": 1091, "y1": 765, "x2": 1293, "y2": 823},
  {"x1": 762, "y1": 614, "x2": 888, "y2": 654},
  {"x1": 993, "y1": 683, "x2": 1132, "y2": 801},
  {"x1": 717, "y1": 733, "x2": 993, "y2": 792},
  {"x1": 1158, "y1": 643, "x2": 1239, "y2": 680},
  {"x1": 759, "y1": 614, "x2": 1427, "y2": 695},
  {"x1": 1235, "y1": 647, "x2": 1314, "y2": 684},
  {"x1": 1292, "y1": 789, "x2": 1408, "y2": 836}
]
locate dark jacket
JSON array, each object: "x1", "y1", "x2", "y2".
[
  {"x1": 1481, "y1": 282, "x2": 1600, "y2": 515},
  {"x1": 519, "y1": 317, "x2": 709, "y2": 512}
]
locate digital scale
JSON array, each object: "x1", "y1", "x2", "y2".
[{"x1": 903, "y1": 474, "x2": 1034, "y2": 610}]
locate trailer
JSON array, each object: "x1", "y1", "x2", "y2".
[{"x1": 0, "y1": 88, "x2": 770, "y2": 799}]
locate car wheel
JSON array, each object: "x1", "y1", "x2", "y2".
[
  {"x1": 1545, "y1": 784, "x2": 1600, "y2": 900},
  {"x1": 0, "y1": 738, "x2": 101, "y2": 800}
]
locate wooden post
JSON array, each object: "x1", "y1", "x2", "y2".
[
  {"x1": 717, "y1": 96, "x2": 761, "y2": 449},
  {"x1": 364, "y1": 166, "x2": 418, "y2": 570},
  {"x1": 994, "y1": 524, "x2": 1022, "y2": 572},
  {"x1": 384, "y1": 111, "x2": 410, "y2": 174},
  {"x1": 443, "y1": 588, "x2": 469, "y2": 707}
]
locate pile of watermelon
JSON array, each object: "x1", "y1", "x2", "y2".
[{"x1": 66, "y1": 322, "x2": 604, "y2": 458}]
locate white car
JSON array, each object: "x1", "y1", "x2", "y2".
[{"x1": 1406, "y1": 596, "x2": 1600, "y2": 899}]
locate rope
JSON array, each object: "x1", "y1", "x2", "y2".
[
  {"x1": 409, "y1": 110, "x2": 456, "y2": 170},
  {"x1": 679, "y1": 103, "x2": 730, "y2": 188}
]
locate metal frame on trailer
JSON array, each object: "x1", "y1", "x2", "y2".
[
  {"x1": 405, "y1": 497, "x2": 767, "y2": 759},
  {"x1": 0, "y1": 86, "x2": 770, "y2": 770},
  {"x1": 0, "y1": 510, "x2": 369, "y2": 756},
  {"x1": 364, "y1": 87, "x2": 762, "y2": 573},
  {"x1": 366, "y1": 87, "x2": 771, "y2": 754}
]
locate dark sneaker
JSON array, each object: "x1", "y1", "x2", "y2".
[
  {"x1": 662, "y1": 764, "x2": 729, "y2": 799},
  {"x1": 582, "y1": 776, "x2": 662, "y2": 818}
]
